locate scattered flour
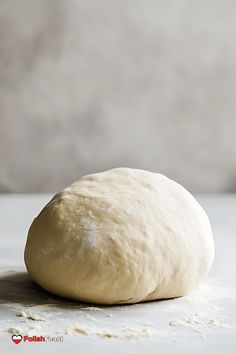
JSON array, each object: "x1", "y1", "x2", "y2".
[
  {"x1": 16, "y1": 311, "x2": 45, "y2": 321},
  {"x1": 80, "y1": 232, "x2": 98, "y2": 248},
  {"x1": 80, "y1": 306, "x2": 103, "y2": 312},
  {"x1": 79, "y1": 217, "x2": 100, "y2": 232},
  {"x1": 73, "y1": 326, "x2": 161, "y2": 340},
  {"x1": 169, "y1": 312, "x2": 226, "y2": 335},
  {"x1": 5, "y1": 327, "x2": 22, "y2": 335}
]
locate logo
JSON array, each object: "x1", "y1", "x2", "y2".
[
  {"x1": 10, "y1": 334, "x2": 63, "y2": 344},
  {"x1": 11, "y1": 335, "x2": 22, "y2": 344}
]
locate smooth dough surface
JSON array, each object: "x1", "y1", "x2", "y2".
[{"x1": 24, "y1": 168, "x2": 214, "y2": 304}]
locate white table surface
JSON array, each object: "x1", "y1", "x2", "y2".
[{"x1": 0, "y1": 194, "x2": 235, "y2": 353}]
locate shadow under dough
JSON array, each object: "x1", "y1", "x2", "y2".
[{"x1": 0, "y1": 270, "x2": 98, "y2": 309}]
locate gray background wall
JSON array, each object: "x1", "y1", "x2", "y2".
[{"x1": 0, "y1": 0, "x2": 235, "y2": 193}]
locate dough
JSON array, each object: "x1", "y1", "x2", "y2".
[{"x1": 24, "y1": 168, "x2": 214, "y2": 304}]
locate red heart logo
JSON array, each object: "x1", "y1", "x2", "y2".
[{"x1": 12, "y1": 335, "x2": 22, "y2": 344}]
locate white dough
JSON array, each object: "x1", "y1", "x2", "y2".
[{"x1": 24, "y1": 168, "x2": 214, "y2": 305}]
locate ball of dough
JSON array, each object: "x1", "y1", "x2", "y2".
[{"x1": 24, "y1": 168, "x2": 214, "y2": 304}]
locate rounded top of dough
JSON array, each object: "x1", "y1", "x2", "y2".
[{"x1": 24, "y1": 168, "x2": 214, "y2": 304}]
